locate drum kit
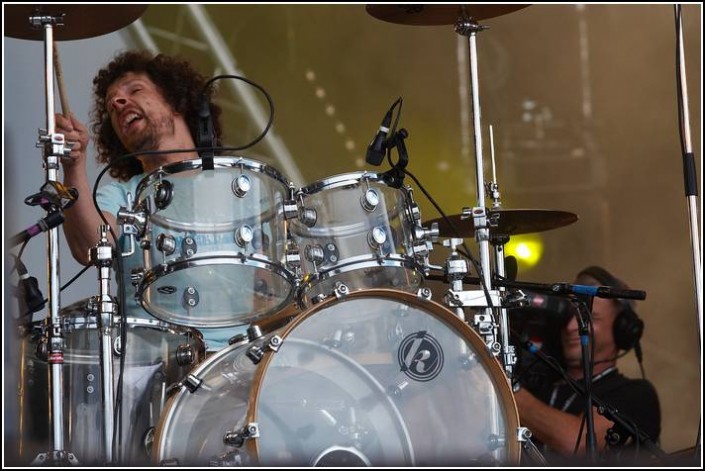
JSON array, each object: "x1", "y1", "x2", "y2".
[{"x1": 8, "y1": 4, "x2": 614, "y2": 467}]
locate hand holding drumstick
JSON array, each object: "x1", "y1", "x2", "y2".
[{"x1": 53, "y1": 42, "x2": 89, "y2": 168}]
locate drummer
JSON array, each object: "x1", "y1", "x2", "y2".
[{"x1": 57, "y1": 50, "x2": 236, "y2": 351}]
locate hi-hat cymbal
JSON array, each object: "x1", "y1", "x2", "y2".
[
  {"x1": 428, "y1": 209, "x2": 578, "y2": 237},
  {"x1": 5, "y1": 5, "x2": 148, "y2": 41},
  {"x1": 366, "y1": 5, "x2": 530, "y2": 26}
]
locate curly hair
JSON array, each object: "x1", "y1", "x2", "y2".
[{"x1": 91, "y1": 50, "x2": 223, "y2": 181}]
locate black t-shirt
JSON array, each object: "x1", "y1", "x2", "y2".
[{"x1": 524, "y1": 367, "x2": 661, "y2": 466}]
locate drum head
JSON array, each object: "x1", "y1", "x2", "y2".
[{"x1": 154, "y1": 290, "x2": 519, "y2": 466}]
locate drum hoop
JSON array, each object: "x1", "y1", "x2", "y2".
[
  {"x1": 297, "y1": 256, "x2": 424, "y2": 297},
  {"x1": 152, "y1": 333, "x2": 254, "y2": 463},
  {"x1": 138, "y1": 255, "x2": 296, "y2": 328},
  {"x1": 139, "y1": 254, "x2": 296, "y2": 287},
  {"x1": 139, "y1": 253, "x2": 296, "y2": 280},
  {"x1": 135, "y1": 156, "x2": 292, "y2": 202},
  {"x1": 298, "y1": 171, "x2": 388, "y2": 195},
  {"x1": 55, "y1": 313, "x2": 203, "y2": 338},
  {"x1": 248, "y1": 288, "x2": 521, "y2": 464}
]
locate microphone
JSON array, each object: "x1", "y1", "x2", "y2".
[
  {"x1": 10, "y1": 211, "x2": 65, "y2": 248},
  {"x1": 551, "y1": 282, "x2": 646, "y2": 301},
  {"x1": 15, "y1": 259, "x2": 46, "y2": 315},
  {"x1": 197, "y1": 92, "x2": 215, "y2": 170},
  {"x1": 366, "y1": 107, "x2": 394, "y2": 166}
]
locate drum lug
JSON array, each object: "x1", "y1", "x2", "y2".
[
  {"x1": 183, "y1": 373, "x2": 203, "y2": 393},
  {"x1": 246, "y1": 345, "x2": 265, "y2": 364},
  {"x1": 156, "y1": 233, "x2": 176, "y2": 256},
  {"x1": 231, "y1": 174, "x2": 251, "y2": 198},
  {"x1": 246, "y1": 335, "x2": 282, "y2": 364},
  {"x1": 360, "y1": 188, "x2": 380, "y2": 212},
  {"x1": 285, "y1": 246, "x2": 301, "y2": 269},
  {"x1": 299, "y1": 207, "x2": 318, "y2": 227},
  {"x1": 175, "y1": 343, "x2": 197, "y2": 367},
  {"x1": 305, "y1": 244, "x2": 325, "y2": 268},
  {"x1": 234, "y1": 224, "x2": 254, "y2": 248},
  {"x1": 416, "y1": 287, "x2": 432, "y2": 301},
  {"x1": 367, "y1": 226, "x2": 388, "y2": 250},
  {"x1": 310, "y1": 292, "x2": 327, "y2": 305},
  {"x1": 154, "y1": 180, "x2": 174, "y2": 210},
  {"x1": 247, "y1": 325, "x2": 264, "y2": 341},
  {"x1": 334, "y1": 282, "x2": 349, "y2": 299},
  {"x1": 283, "y1": 200, "x2": 299, "y2": 220},
  {"x1": 268, "y1": 335, "x2": 282, "y2": 352},
  {"x1": 245, "y1": 329, "x2": 282, "y2": 365},
  {"x1": 223, "y1": 422, "x2": 260, "y2": 447}
]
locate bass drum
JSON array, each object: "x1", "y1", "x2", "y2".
[{"x1": 153, "y1": 290, "x2": 520, "y2": 466}]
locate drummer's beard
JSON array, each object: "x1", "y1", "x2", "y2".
[{"x1": 130, "y1": 114, "x2": 176, "y2": 153}]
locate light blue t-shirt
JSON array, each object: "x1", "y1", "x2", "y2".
[{"x1": 96, "y1": 174, "x2": 246, "y2": 351}]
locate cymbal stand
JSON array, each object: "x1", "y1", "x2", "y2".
[
  {"x1": 451, "y1": 14, "x2": 507, "y2": 365},
  {"x1": 487, "y1": 126, "x2": 517, "y2": 378},
  {"x1": 27, "y1": 11, "x2": 75, "y2": 466},
  {"x1": 89, "y1": 226, "x2": 117, "y2": 464}
]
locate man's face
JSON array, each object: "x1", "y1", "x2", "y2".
[
  {"x1": 105, "y1": 72, "x2": 177, "y2": 153},
  {"x1": 560, "y1": 277, "x2": 620, "y2": 368}
]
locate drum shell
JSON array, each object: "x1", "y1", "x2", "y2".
[
  {"x1": 134, "y1": 157, "x2": 295, "y2": 328},
  {"x1": 18, "y1": 299, "x2": 205, "y2": 465},
  {"x1": 290, "y1": 172, "x2": 426, "y2": 306},
  {"x1": 154, "y1": 289, "x2": 520, "y2": 466}
]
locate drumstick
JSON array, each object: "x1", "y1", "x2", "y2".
[{"x1": 53, "y1": 40, "x2": 71, "y2": 118}]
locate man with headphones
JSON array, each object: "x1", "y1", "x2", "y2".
[{"x1": 513, "y1": 266, "x2": 661, "y2": 465}]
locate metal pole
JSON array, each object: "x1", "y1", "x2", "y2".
[
  {"x1": 674, "y1": 5, "x2": 702, "y2": 341},
  {"x1": 28, "y1": 13, "x2": 73, "y2": 465},
  {"x1": 90, "y1": 226, "x2": 116, "y2": 463}
]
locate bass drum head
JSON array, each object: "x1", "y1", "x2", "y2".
[{"x1": 154, "y1": 290, "x2": 519, "y2": 466}]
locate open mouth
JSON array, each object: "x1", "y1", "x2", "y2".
[{"x1": 122, "y1": 112, "x2": 143, "y2": 133}]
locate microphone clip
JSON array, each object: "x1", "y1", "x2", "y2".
[
  {"x1": 24, "y1": 181, "x2": 78, "y2": 211},
  {"x1": 197, "y1": 92, "x2": 215, "y2": 170},
  {"x1": 382, "y1": 128, "x2": 409, "y2": 189}
]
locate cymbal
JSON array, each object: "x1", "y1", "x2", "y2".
[
  {"x1": 366, "y1": 5, "x2": 530, "y2": 26},
  {"x1": 4, "y1": 5, "x2": 148, "y2": 41},
  {"x1": 428, "y1": 209, "x2": 578, "y2": 237}
]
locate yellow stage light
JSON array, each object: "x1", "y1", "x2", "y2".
[{"x1": 505, "y1": 234, "x2": 544, "y2": 271}]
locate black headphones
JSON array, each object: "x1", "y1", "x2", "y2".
[{"x1": 577, "y1": 266, "x2": 644, "y2": 353}]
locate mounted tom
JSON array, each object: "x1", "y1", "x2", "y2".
[{"x1": 289, "y1": 171, "x2": 438, "y2": 306}]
